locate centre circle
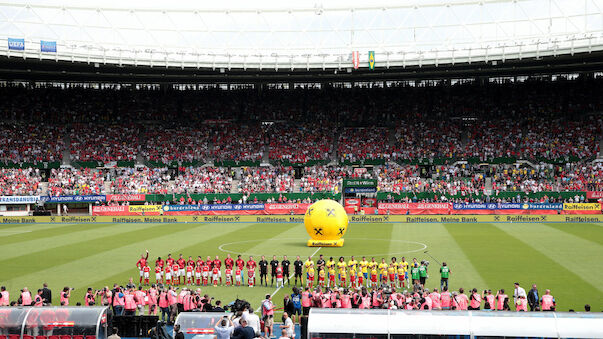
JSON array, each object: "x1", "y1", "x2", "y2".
[{"x1": 217, "y1": 237, "x2": 427, "y2": 257}]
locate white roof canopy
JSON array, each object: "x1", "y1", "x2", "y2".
[{"x1": 1, "y1": 0, "x2": 603, "y2": 69}]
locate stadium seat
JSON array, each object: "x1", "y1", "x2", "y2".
[
  {"x1": 23, "y1": 335, "x2": 34, "y2": 339},
  {"x1": 73, "y1": 335, "x2": 84, "y2": 339},
  {"x1": 85, "y1": 335, "x2": 96, "y2": 339},
  {"x1": 36, "y1": 335, "x2": 47, "y2": 339}
]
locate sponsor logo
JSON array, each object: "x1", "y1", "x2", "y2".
[{"x1": 563, "y1": 203, "x2": 601, "y2": 211}]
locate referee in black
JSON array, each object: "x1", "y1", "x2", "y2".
[
  {"x1": 259, "y1": 255, "x2": 268, "y2": 286},
  {"x1": 270, "y1": 255, "x2": 279, "y2": 287},
  {"x1": 293, "y1": 255, "x2": 303, "y2": 286},
  {"x1": 282, "y1": 255, "x2": 291, "y2": 285}
]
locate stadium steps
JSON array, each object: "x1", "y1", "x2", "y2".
[
  {"x1": 62, "y1": 133, "x2": 71, "y2": 166},
  {"x1": 388, "y1": 126, "x2": 397, "y2": 148},
  {"x1": 39, "y1": 182, "x2": 49, "y2": 195},
  {"x1": 294, "y1": 179, "x2": 301, "y2": 192},
  {"x1": 231, "y1": 179, "x2": 240, "y2": 193}
]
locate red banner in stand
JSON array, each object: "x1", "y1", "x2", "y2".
[
  {"x1": 264, "y1": 203, "x2": 311, "y2": 214},
  {"x1": 106, "y1": 194, "x2": 146, "y2": 201},
  {"x1": 586, "y1": 191, "x2": 603, "y2": 199}
]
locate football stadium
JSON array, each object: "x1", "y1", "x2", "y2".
[{"x1": 1, "y1": 0, "x2": 603, "y2": 338}]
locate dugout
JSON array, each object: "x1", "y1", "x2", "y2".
[
  {"x1": 0, "y1": 306, "x2": 108, "y2": 339},
  {"x1": 174, "y1": 312, "x2": 226, "y2": 339},
  {"x1": 307, "y1": 308, "x2": 603, "y2": 339}
]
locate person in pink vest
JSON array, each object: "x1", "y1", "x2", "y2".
[
  {"x1": 148, "y1": 285, "x2": 158, "y2": 315},
  {"x1": 495, "y1": 289, "x2": 509, "y2": 311},
  {"x1": 158, "y1": 289, "x2": 170, "y2": 322},
  {"x1": 33, "y1": 289, "x2": 45, "y2": 307},
  {"x1": 483, "y1": 290, "x2": 495, "y2": 311},
  {"x1": 262, "y1": 294, "x2": 275, "y2": 338},
  {"x1": 124, "y1": 288, "x2": 137, "y2": 316},
  {"x1": 301, "y1": 287, "x2": 312, "y2": 315},
  {"x1": 341, "y1": 290, "x2": 352, "y2": 308},
  {"x1": 135, "y1": 286, "x2": 146, "y2": 315},
  {"x1": 469, "y1": 288, "x2": 481, "y2": 310},
  {"x1": 421, "y1": 291, "x2": 433, "y2": 310},
  {"x1": 429, "y1": 288, "x2": 441, "y2": 310},
  {"x1": 455, "y1": 288, "x2": 468, "y2": 310},
  {"x1": 516, "y1": 296, "x2": 528, "y2": 312},
  {"x1": 113, "y1": 287, "x2": 125, "y2": 316},
  {"x1": 371, "y1": 289, "x2": 383, "y2": 309},
  {"x1": 440, "y1": 287, "x2": 451, "y2": 310},
  {"x1": 360, "y1": 290, "x2": 371, "y2": 309},
  {"x1": 177, "y1": 288, "x2": 187, "y2": 313},
  {"x1": 21, "y1": 287, "x2": 32, "y2": 306},
  {"x1": 60, "y1": 286, "x2": 72, "y2": 306},
  {"x1": 540, "y1": 289, "x2": 556, "y2": 311},
  {"x1": 168, "y1": 286, "x2": 179, "y2": 324},
  {"x1": 0, "y1": 286, "x2": 10, "y2": 306}
]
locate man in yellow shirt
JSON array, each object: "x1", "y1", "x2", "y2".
[
  {"x1": 397, "y1": 264, "x2": 406, "y2": 288},
  {"x1": 378, "y1": 258, "x2": 388, "y2": 282},
  {"x1": 304, "y1": 256, "x2": 314, "y2": 285},
  {"x1": 400, "y1": 256, "x2": 409, "y2": 286},
  {"x1": 336, "y1": 257, "x2": 347, "y2": 285},
  {"x1": 326, "y1": 257, "x2": 335, "y2": 282},
  {"x1": 359, "y1": 257, "x2": 369, "y2": 287},
  {"x1": 347, "y1": 256, "x2": 358, "y2": 271}
]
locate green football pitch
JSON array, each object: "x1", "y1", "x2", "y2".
[{"x1": 1, "y1": 221, "x2": 602, "y2": 312}]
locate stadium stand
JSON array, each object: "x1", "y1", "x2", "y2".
[{"x1": 0, "y1": 168, "x2": 43, "y2": 195}]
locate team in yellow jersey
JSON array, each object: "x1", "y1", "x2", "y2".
[{"x1": 302, "y1": 255, "x2": 411, "y2": 288}]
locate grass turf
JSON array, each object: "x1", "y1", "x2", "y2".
[{"x1": 1, "y1": 221, "x2": 602, "y2": 312}]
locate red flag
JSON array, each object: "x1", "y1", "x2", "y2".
[{"x1": 352, "y1": 51, "x2": 359, "y2": 69}]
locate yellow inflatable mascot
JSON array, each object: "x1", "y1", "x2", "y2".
[{"x1": 304, "y1": 199, "x2": 348, "y2": 247}]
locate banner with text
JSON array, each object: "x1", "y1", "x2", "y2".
[
  {"x1": 378, "y1": 202, "x2": 451, "y2": 215},
  {"x1": 5, "y1": 214, "x2": 603, "y2": 224},
  {"x1": 106, "y1": 194, "x2": 146, "y2": 202},
  {"x1": 586, "y1": 191, "x2": 603, "y2": 199},
  {"x1": 8, "y1": 38, "x2": 24, "y2": 51},
  {"x1": 0, "y1": 196, "x2": 40, "y2": 204},
  {"x1": 42, "y1": 195, "x2": 106, "y2": 203}
]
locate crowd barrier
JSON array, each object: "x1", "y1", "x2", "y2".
[{"x1": 2, "y1": 214, "x2": 603, "y2": 224}]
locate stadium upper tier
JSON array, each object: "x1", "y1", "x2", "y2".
[
  {"x1": 1, "y1": 163, "x2": 601, "y2": 198},
  {"x1": 1, "y1": 0, "x2": 603, "y2": 70},
  {"x1": 0, "y1": 77, "x2": 601, "y2": 165}
]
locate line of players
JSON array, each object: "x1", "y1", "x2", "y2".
[{"x1": 136, "y1": 251, "x2": 435, "y2": 290}]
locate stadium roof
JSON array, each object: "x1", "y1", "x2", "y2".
[{"x1": 1, "y1": 0, "x2": 603, "y2": 71}]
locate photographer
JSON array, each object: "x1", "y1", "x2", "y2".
[
  {"x1": 85, "y1": 287, "x2": 99, "y2": 306},
  {"x1": 60, "y1": 286, "x2": 73, "y2": 306},
  {"x1": 214, "y1": 316, "x2": 234, "y2": 339},
  {"x1": 262, "y1": 294, "x2": 275, "y2": 338}
]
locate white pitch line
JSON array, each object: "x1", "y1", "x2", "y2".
[{"x1": 255, "y1": 246, "x2": 322, "y2": 313}]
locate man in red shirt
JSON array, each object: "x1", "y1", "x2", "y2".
[
  {"x1": 225, "y1": 254, "x2": 234, "y2": 270},
  {"x1": 172, "y1": 262, "x2": 180, "y2": 285},
  {"x1": 177, "y1": 254, "x2": 186, "y2": 285},
  {"x1": 246, "y1": 256, "x2": 257, "y2": 286},
  {"x1": 136, "y1": 250, "x2": 149, "y2": 283},
  {"x1": 155, "y1": 256, "x2": 165, "y2": 281},
  {"x1": 196, "y1": 256, "x2": 204, "y2": 268},
  {"x1": 213, "y1": 256, "x2": 222, "y2": 284},
  {"x1": 166, "y1": 254, "x2": 175, "y2": 268},
  {"x1": 206, "y1": 256, "x2": 213, "y2": 269},
  {"x1": 236, "y1": 255, "x2": 245, "y2": 285},
  {"x1": 187, "y1": 256, "x2": 195, "y2": 268}
]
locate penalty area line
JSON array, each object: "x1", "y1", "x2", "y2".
[{"x1": 255, "y1": 246, "x2": 321, "y2": 313}]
